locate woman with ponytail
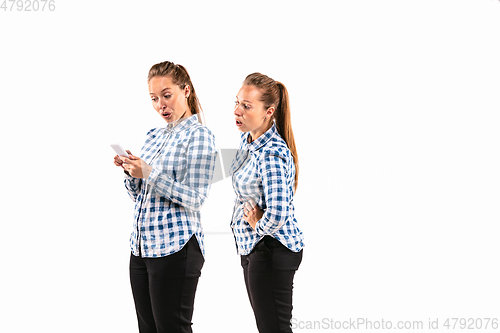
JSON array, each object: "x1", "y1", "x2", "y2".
[
  {"x1": 230, "y1": 73, "x2": 304, "y2": 332},
  {"x1": 113, "y1": 61, "x2": 216, "y2": 333}
]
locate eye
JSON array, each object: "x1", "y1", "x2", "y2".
[
  {"x1": 151, "y1": 97, "x2": 158, "y2": 102},
  {"x1": 164, "y1": 94, "x2": 172, "y2": 99},
  {"x1": 244, "y1": 104, "x2": 251, "y2": 109}
]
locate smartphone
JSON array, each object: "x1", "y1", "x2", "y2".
[{"x1": 110, "y1": 143, "x2": 129, "y2": 157}]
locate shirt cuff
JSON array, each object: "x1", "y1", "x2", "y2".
[{"x1": 254, "y1": 218, "x2": 267, "y2": 236}]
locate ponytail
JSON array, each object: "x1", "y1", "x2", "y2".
[
  {"x1": 243, "y1": 73, "x2": 299, "y2": 192},
  {"x1": 275, "y1": 82, "x2": 299, "y2": 192}
]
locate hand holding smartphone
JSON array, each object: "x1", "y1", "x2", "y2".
[{"x1": 111, "y1": 143, "x2": 133, "y2": 173}]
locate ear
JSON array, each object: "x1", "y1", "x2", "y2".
[
  {"x1": 184, "y1": 85, "x2": 191, "y2": 98},
  {"x1": 266, "y1": 106, "x2": 275, "y2": 118}
]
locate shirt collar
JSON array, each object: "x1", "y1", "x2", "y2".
[
  {"x1": 164, "y1": 113, "x2": 199, "y2": 133},
  {"x1": 245, "y1": 122, "x2": 277, "y2": 151}
]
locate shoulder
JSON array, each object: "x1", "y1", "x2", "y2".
[
  {"x1": 187, "y1": 122, "x2": 215, "y2": 141},
  {"x1": 259, "y1": 147, "x2": 288, "y2": 165},
  {"x1": 260, "y1": 134, "x2": 290, "y2": 161},
  {"x1": 257, "y1": 147, "x2": 289, "y2": 175},
  {"x1": 185, "y1": 123, "x2": 216, "y2": 152}
]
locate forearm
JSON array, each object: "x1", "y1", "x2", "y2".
[
  {"x1": 254, "y1": 206, "x2": 288, "y2": 235},
  {"x1": 146, "y1": 169, "x2": 210, "y2": 212},
  {"x1": 145, "y1": 126, "x2": 216, "y2": 212}
]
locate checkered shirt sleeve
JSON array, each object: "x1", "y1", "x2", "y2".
[
  {"x1": 254, "y1": 149, "x2": 291, "y2": 235},
  {"x1": 147, "y1": 126, "x2": 216, "y2": 212}
]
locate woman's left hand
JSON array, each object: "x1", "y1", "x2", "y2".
[
  {"x1": 121, "y1": 154, "x2": 153, "y2": 179},
  {"x1": 243, "y1": 199, "x2": 263, "y2": 230}
]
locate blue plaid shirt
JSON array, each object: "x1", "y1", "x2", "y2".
[
  {"x1": 230, "y1": 123, "x2": 304, "y2": 255},
  {"x1": 124, "y1": 114, "x2": 216, "y2": 258}
]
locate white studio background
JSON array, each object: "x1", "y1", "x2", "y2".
[{"x1": 1, "y1": 0, "x2": 499, "y2": 332}]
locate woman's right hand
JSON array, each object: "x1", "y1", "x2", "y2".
[{"x1": 113, "y1": 150, "x2": 132, "y2": 169}]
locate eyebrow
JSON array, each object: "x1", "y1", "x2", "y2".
[
  {"x1": 150, "y1": 88, "x2": 172, "y2": 95},
  {"x1": 236, "y1": 96, "x2": 252, "y2": 104}
]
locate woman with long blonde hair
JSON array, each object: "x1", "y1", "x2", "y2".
[
  {"x1": 113, "y1": 61, "x2": 216, "y2": 333},
  {"x1": 230, "y1": 72, "x2": 304, "y2": 333}
]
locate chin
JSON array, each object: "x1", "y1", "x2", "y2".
[{"x1": 164, "y1": 115, "x2": 179, "y2": 123}]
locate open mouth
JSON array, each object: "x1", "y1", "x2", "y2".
[
  {"x1": 236, "y1": 119, "x2": 243, "y2": 126},
  {"x1": 162, "y1": 112, "x2": 172, "y2": 118}
]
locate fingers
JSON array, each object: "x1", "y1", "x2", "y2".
[
  {"x1": 125, "y1": 150, "x2": 140, "y2": 159},
  {"x1": 127, "y1": 154, "x2": 140, "y2": 160},
  {"x1": 120, "y1": 150, "x2": 139, "y2": 164},
  {"x1": 242, "y1": 200, "x2": 261, "y2": 230},
  {"x1": 246, "y1": 201, "x2": 256, "y2": 212},
  {"x1": 120, "y1": 156, "x2": 146, "y2": 178},
  {"x1": 243, "y1": 201, "x2": 255, "y2": 217},
  {"x1": 114, "y1": 155, "x2": 124, "y2": 166},
  {"x1": 242, "y1": 202, "x2": 248, "y2": 218},
  {"x1": 119, "y1": 157, "x2": 128, "y2": 165},
  {"x1": 247, "y1": 199, "x2": 256, "y2": 210}
]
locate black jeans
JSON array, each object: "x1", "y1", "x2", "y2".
[
  {"x1": 241, "y1": 236, "x2": 303, "y2": 333},
  {"x1": 129, "y1": 236, "x2": 204, "y2": 333}
]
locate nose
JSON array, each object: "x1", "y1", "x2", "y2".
[
  {"x1": 158, "y1": 97, "x2": 167, "y2": 110},
  {"x1": 234, "y1": 104, "x2": 242, "y2": 116}
]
